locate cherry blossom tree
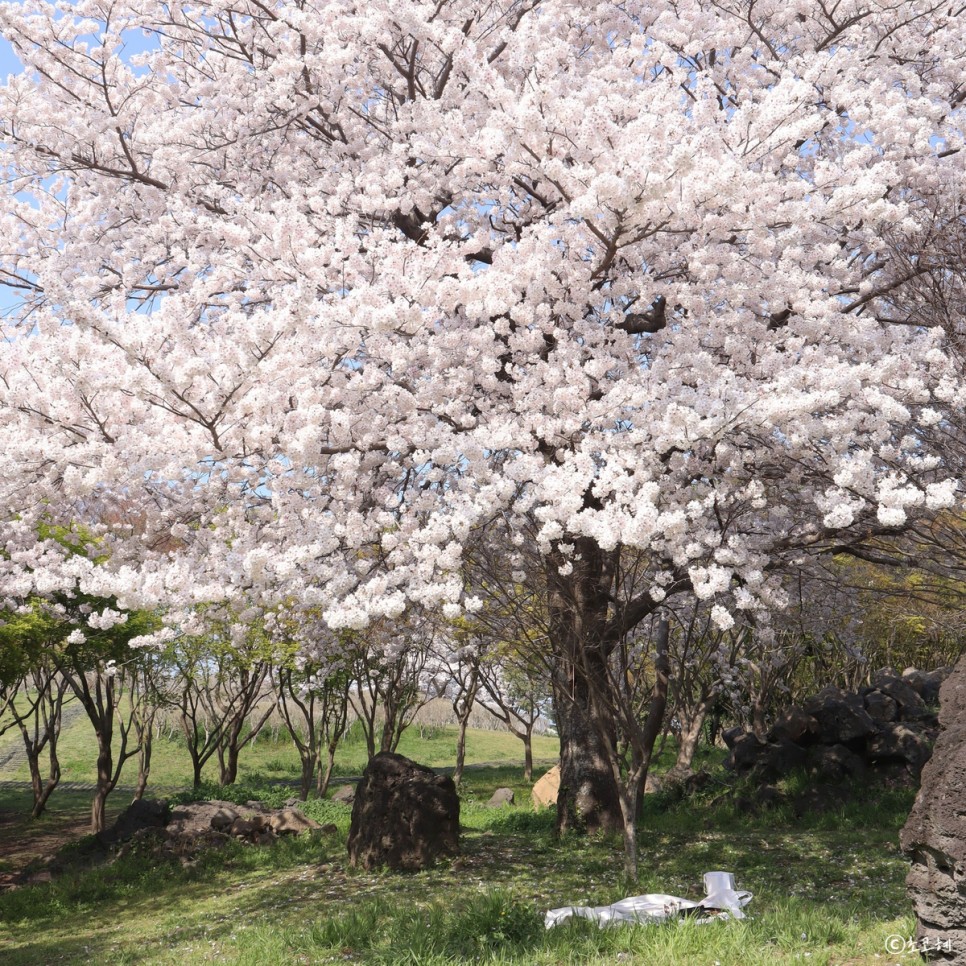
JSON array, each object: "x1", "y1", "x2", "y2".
[{"x1": 2, "y1": 0, "x2": 965, "y2": 833}]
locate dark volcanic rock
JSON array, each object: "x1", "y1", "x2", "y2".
[
  {"x1": 871, "y1": 670, "x2": 928, "y2": 720},
  {"x1": 867, "y1": 722, "x2": 932, "y2": 778},
  {"x1": 863, "y1": 690, "x2": 899, "y2": 723},
  {"x1": 348, "y1": 752, "x2": 460, "y2": 871},
  {"x1": 726, "y1": 731, "x2": 766, "y2": 772},
  {"x1": 767, "y1": 707, "x2": 820, "y2": 745},
  {"x1": 756, "y1": 738, "x2": 808, "y2": 779},
  {"x1": 901, "y1": 654, "x2": 966, "y2": 960},
  {"x1": 804, "y1": 687, "x2": 876, "y2": 745},
  {"x1": 805, "y1": 742, "x2": 866, "y2": 781},
  {"x1": 904, "y1": 667, "x2": 953, "y2": 707}
]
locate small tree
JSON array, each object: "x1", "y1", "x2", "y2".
[
  {"x1": 662, "y1": 606, "x2": 735, "y2": 775},
  {"x1": 0, "y1": 611, "x2": 62, "y2": 817},
  {"x1": 440, "y1": 642, "x2": 482, "y2": 787},
  {"x1": 273, "y1": 656, "x2": 351, "y2": 800},
  {"x1": 129, "y1": 653, "x2": 171, "y2": 800},
  {"x1": 48, "y1": 598, "x2": 159, "y2": 833},
  {"x1": 573, "y1": 614, "x2": 671, "y2": 880},
  {"x1": 347, "y1": 615, "x2": 445, "y2": 760},
  {"x1": 0, "y1": 610, "x2": 74, "y2": 818},
  {"x1": 477, "y1": 648, "x2": 549, "y2": 783},
  {"x1": 169, "y1": 613, "x2": 277, "y2": 787}
]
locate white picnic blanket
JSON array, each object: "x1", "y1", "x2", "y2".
[{"x1": 545, "y1": 876, "x2": 752, "y2": 929}]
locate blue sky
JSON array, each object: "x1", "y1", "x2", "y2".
[{"x1": 0, "y1": 34, "x2": 21, "y2": 78}]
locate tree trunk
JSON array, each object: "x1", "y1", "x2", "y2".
[
  {"x1": 219, "y1": 742, "x2": 240, "y2": 785},
  {"x1": 317, "y1": 742, "x2": 337, "y2": 798},
  {"x1": 549, "y1": 541, "x2": 624, "y2": 835},
  {"x1": 453, "y1": 717, "x2": 470, "y2": 786},
  {"x1": 30, "y1": 759, "x2": 59, "y2": 820},
  {"x1": 91, "y1": 739, "x2": 113, "y2": 834},
  {"x1": 380, "y1": 720, "x2": 395, "y2": 754},
  {"x1": 674, "y1": 702, "x2": 710, "y2": 774},
  {"x1": 522, "y1": 729, "x2": 533, "y2": 783},
  {"x1": 299, "y1": 755, "x2": 313, "y2": 801},
  {"x1": 552, "y1": 656, "x2": 623, "y2": 834},
  {"x1": 25, "y1": 748, "x2": 42, "y2": 813},
  {"x1": 219, "y1": 715, "x2": 245, "y2": 785},
  {"x1": 134, "y1": 733, "x2": 152, "y2": 801},
  {"x1": 617, "y1": 785, "x2": 641, "y2": 880},
  {"x1": 22, "y1": 733, "x2": 59, "y2": 820},
  {"x1": 191, "y1": 750, "x2": 204, "y2": 788}
]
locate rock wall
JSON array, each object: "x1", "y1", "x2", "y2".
[
  {"x1": 725, "y1": 668, "x2": 947, "y2": 785},
  {"x1": 901, "y1": 655, "x2": 966, "y2": 961}
]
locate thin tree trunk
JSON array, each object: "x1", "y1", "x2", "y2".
[
  {"x1": 91, "y1": 738, "x2": 112, "y2": 834},
  {"x1": 219, "y1": 741, "x2": 241, "y2": 785},
  {"x1": 134, "y1": 733, "x2": 152, "y2": 801},
  {"x1": 752, "y1": 698, "x2": 768, "y2": 740},
  {"x1": 617, "y1": 784, "x2": 642, "y2": 880},
  {"x1": 299, "y1": 755, "x2": 313, "y2": 801},
  {"x1": 674, "y1": 703, "x2": 710, "y2": 775},
  {"x1": 191, "y1": 750, "x2": 204, "y2": 788},
  {"x1": 318, "y1": 742, "x2": 337, "y2": 798},
  {"x1": 453, "y1": 718, "x2": 469, "y2": 786},
  {"x1": 30, "y1": 757, "x2": 59, "y2": 819}
]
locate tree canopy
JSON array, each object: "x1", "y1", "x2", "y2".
[{"x1": 1, "y1": 0, "x2": 963, "y2": 636}]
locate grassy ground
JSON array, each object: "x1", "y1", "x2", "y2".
[
  {"x1": 0, "y1": 759, "x2": 919, "y2": 966},
  {"x1": 0, "y1": 715, "x2": 560, "y2": 787}
]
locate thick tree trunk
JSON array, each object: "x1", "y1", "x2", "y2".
[
  {"x1": 552, "y1": 653, "x2": 623, "y2": 834},
  {"x1": 522, "y1": 730, "x2": 533, "y2": 783},
  {"x1": 549, "y1": 537, "x2": 624, "y2": 835}
]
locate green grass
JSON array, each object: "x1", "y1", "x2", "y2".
[
  {"x1": 0, "y1": 766, "x2": 919, "y2": 965},
  {"x1": 0, "y1": 713, "x2": 559, "y2": 788}
]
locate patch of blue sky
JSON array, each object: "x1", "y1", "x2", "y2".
[{"x1": 0, "y1": 33, "x2": 20, "y2": 77}]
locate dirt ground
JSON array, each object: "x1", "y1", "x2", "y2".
[{"x1": 0, "y1": 788, "x2": 122, "y2": 889}]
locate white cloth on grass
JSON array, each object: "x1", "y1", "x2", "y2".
[{"x1": 544, "y1": 873, "x2": 752, "y2": 929}]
